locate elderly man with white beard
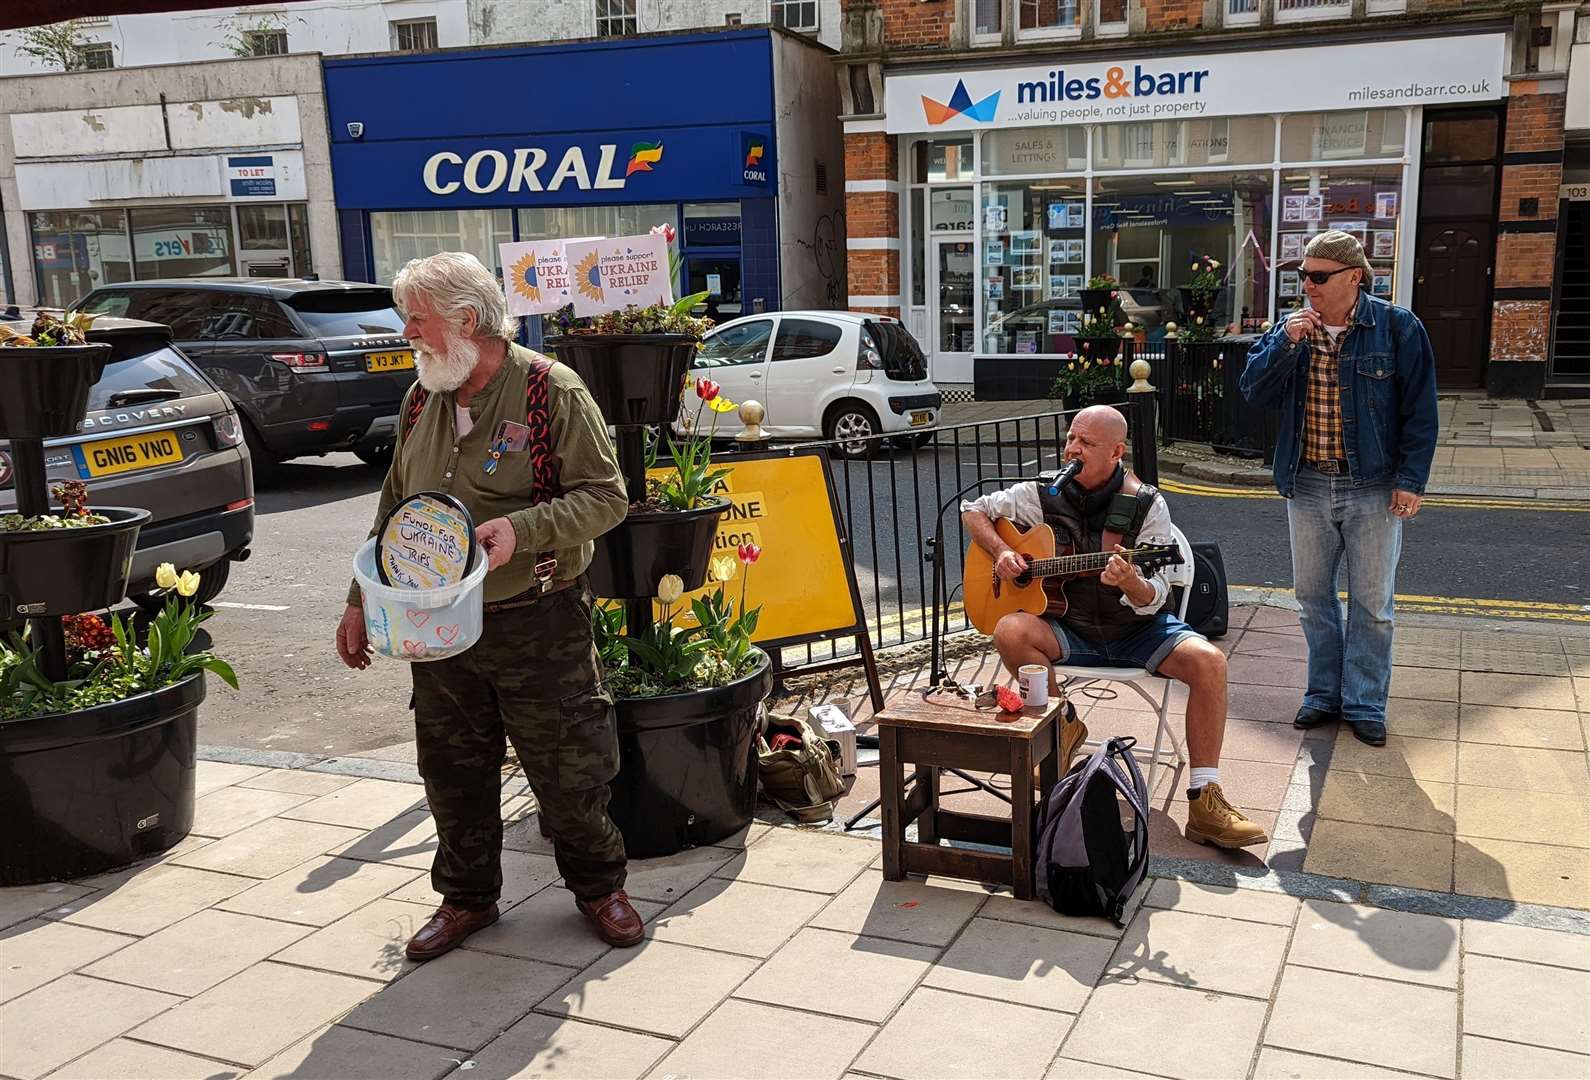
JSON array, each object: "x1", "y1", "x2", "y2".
[{"x1": 334, "y1": 252, "x2": 639, "y2": 959}]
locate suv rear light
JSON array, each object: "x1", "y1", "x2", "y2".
[
  {"x1": 212, "y1": 413, "x2": 244, "y2": 448},
  {"x1": 225, "y1": 498, "x2": 254, "y2": 513},
  {"x1": 271, "y1": 352, "x2": 327, "y2": 370}
]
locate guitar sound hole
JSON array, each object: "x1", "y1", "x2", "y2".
[{"x1": 1015, "y1": 571, "x2": 1033, "y2": 587}]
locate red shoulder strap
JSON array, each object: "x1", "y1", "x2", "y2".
[
  {"x1": 401, "y1": 386, "x2": 431, "y2": 441},
  {"x1": 524, "y1": 357, "x2": 559, "y2": 506}
]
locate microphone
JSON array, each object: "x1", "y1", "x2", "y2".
[{"x1": 1043, "y1": 458, "x2": 1082, "y2": 497}]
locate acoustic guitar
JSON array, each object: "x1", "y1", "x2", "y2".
[{"x1": 963, "y1": 520, "x2": 1183, "y2": 634}]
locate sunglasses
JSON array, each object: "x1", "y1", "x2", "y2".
[{"x1": 1297, "y1": 266, "x2": 1357, "y2": 286}]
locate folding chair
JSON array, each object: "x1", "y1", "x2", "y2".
[{"x1": 1054, "y1": 524, "x2": 1193, "y2": 798}]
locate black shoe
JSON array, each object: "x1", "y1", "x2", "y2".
[
  {"x1": 1349, "y1": 720, "x2": 1388, "y2": 747},
  {"x1": 1293, "y1": 706, "x2": 1341, "y2": 730}
]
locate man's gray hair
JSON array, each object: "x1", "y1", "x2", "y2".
[{"x1": 392, "y1": 252, "x2": 517, "y2": 341}]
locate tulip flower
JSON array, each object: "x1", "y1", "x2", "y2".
[
  {"x1": 155, "y1": 562, "x2": 178, "y2": 590},
  {"x1": 711, "y1": 556, "x2": 737, "y2": 583},
  {"x1": 176, "y1": 570, "x2": 201, "y2": 598},
  {"x1": 657, "y1": 574, "x2": 684, "y2": 604},
  {"x1": 696, "y1": 378, "x2": 720, "y2": 402},
  {"x1": 651, "y1": 222, "x2": 677, "y2": 245},
  {"x1": 737, "y1": 542, "x2": 762, "y2": 565},
  {"x1": 706, "y1": 395, "x2": 737, "y2": 414}
]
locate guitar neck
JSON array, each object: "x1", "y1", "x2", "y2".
[{"x1": 1026, "y1": 547, "x2": 1163, "y2": 579}]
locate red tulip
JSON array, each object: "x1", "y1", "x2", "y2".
[
  {"x1": 696, "y1": 377, "x2": 720, "y2": 402},
  {"x1": 738, "y1": 542, "x2": 762, "y2": 564}
]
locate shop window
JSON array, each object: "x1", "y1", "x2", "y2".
[
  {"x1": 771, "y1": 0, "x2": 818, "y2": 32},
  {"x1": 1091, "y1": 171, "x2": 1273, "y2": 338},
  {"x1": 238, "y1": 205, "x2": 289, "y2": 251},
  {"x1": 391, "y1": 18, "x2": 439, "y2": 52},
  {"x1": 683, "y1": 203, "x2": 741, "y2": 248},
  {"x1": 771, "y1": 318, "x2": 842, "y2": 361},
  {"x1": 29, "y1": 209, "x2": 132, "y2": 308},
  {"x1": 1275, "y1": 164, "x2": 1402, "y2": 308},
  {"x1": 1281, "y1": 110, "x2": 1404, "y2": 162},
  {"x1": 982, "y1": 126, "x2": 1086, "y2": 177},
  {"x1": 1019, "y1": 0, "x2": 1080, "y2": 32},
  {"x1": 929, "y1": 189, "x2": 975, "y2": 232},
  {"x1": 980, "y1": 177, "x2": 1088, "y2": 355},
  {"x1": 129, "y1": 207, "x2": 234, "y2": 281},
  {"x1": 911, "y1": 138, "x2": 973, "y2": 183},
  {"x1": 974, "y1": 0, "x2": 1003, "y2": 36},
  {"x1": 595, "y1": 0, "x2": 636, "y2": 37},
  {"x1": 516, "y1": 204, "x2": 678, "y2": 246},
  {"x1": 1096, "y1": 0, "x2": 1129, "y2": 32},
  {"x1": 370, "y1": 208, "x2": 513, "y2": 287},
  {"x1": 1093, "y1": 117, "x2": 1273, "y2": 170}
]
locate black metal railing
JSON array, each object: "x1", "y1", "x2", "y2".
[{"x1": 1156, "y1": 338, "x2": 1278, "y2": 463}]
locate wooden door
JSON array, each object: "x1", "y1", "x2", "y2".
[{"x1": 1413, "y1": 222, "x2": 1492, "y2": 387}]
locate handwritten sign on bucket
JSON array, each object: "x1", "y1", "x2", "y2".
[{"x1": 377, "y1": 492, "x2": 476, "y2": 589}]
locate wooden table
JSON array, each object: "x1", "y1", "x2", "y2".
[{"x1": 875, "y1": 690, "x2": 1064, "y2": 900}]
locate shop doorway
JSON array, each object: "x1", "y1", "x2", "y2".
[
  {"x1": 929, "y1": 237, "x2": 974, "y2": 383},
  {"x1": 1413, "y1": 106, "x2": 1502, "y2": 388},
  {"x1": 687, "y1": 254, "x2": 742, "y2": 322}
]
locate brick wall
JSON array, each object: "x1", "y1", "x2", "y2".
[
  {"x1": 844, "y1": 131, "x2": 897, "y2": 182},
  {"x1": 1490, "y1": 301, "x2": 1552, "y2": 365},
  {"x1": 1141, "y1": 0, "x2": 1204, "y2": 31},
  {"x1": 846, "y1": 0, "x2": 953, "y2": 51},
  {"x1": 844, "y1": 128, "x2": 902, "y2": 309},
  {"x1": 1503, "y1": 89, "x2": 1566, "y2": 155},
  {"x1": 1499, "y1": 163, "x2": 1565, "y2": 223},
  {"x1": 847, "y1": 249, "x2": 901, "y2": 297}
]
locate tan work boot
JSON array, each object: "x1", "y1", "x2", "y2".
[
  {"x1": 1185, "y1": 783, "x2": 1269, "y2": 849},
  {"x1": 1058, "y1": 709, "x2": 1089, "y2": 774}
]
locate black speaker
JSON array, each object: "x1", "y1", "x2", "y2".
[{"x1": 1181, "y1": 540, "x2": 1229, "y2": 639}]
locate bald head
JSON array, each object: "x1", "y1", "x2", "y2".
[
  {"x1": 1063, "y1": 405, "x2": 1129, "y2": 492},
  {"x1": 1073, "y1": 405, "x2": 1128, "y2": 443}
]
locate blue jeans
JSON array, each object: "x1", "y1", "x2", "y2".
[
  {"x1": 1288, "y1": 466, "x2": 1403, "y2": 724},
  {"x1": 1049, "y1": 612, "x2": 1204, "y2": 675}
]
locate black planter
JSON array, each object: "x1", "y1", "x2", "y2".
[
  {"x1": 1077, "y1": 288, "x2": 1117, "y2": 317},
  {"x1": 607, "y1": 653, "x2": 773, "y2": 857},
  {"x1": 0, "y1": 506, "x2": 150, "y2": 620},
  {"x1": 546, "y1": 334, "x2": 699, "y2": 427},
  {"x1": 588, "y1": 497, "x2": 730, "y2": 597},
  {"x1": 1177, "y1": 286, "x2": 1224, "y2": 322},
  {"x1": 0, "y1": 672, "x2": 204, "y2": 885},
  {"x1": 0, "y1": 342, "x2": 113, "y2": 440}
]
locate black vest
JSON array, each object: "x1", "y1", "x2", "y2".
[{"x1": 1037, "y1": 467, "x2": 1165, "y2": 643}]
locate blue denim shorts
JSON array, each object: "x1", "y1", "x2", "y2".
[{"x1": 1048, "y1": 612, "x2": 1204, "y2": 674}]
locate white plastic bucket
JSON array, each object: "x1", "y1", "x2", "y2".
[{"x1": 353, "y1": 538, "x2": 488, "y2": 662}]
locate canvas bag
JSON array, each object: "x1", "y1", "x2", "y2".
[
  {"x1": 1034, "y1": 736, "x2": 1150, "y2": 926},
  {"x1": 757, "y1": 714, "x2": 847, "y2": 824}
]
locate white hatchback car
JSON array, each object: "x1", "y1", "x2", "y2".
[{"x1": 685, "y1": 311, "x2": 941, "y2": 457}]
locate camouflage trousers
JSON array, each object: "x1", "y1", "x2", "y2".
[{"x1": 410, "y1": 579, "x2": 626, "y2": 905}]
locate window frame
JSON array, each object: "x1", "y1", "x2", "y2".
[
  {"x1": 77, "y1": 42, "x2": 114, "y2": 69},
  {"x1": 391, "y1": 17, "x2": 439, "y2": 53},
  {"x1": 241, "y1": 28, "x2": 289, "y2": 56},
  {"x1": 1015, "y1": 0, "x2": 1082, "y2": 42},
  {"x1": 594, "y1": 0, "x2": 637, "y2": 38},
  {"x1": 1094, "y1": 0, "x2": 1129, "y2": 37},
  {"x1": 770, "y1": 0, "x2": 819, "y2": 33}
]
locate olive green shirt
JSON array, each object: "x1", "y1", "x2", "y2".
[{"x1": 347, "y1": 343, "x2": 626, "y2": 606}]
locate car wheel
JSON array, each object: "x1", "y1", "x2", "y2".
[
  {"x1": 893, "y1": 431, "x2": 936, "y2": 451},
  {"x1": 131, "y1": 558, "x2": 231, "y2": 612},
  {"x1": 824, "y1": 402, "x2": 882, "y2": 459},
  {"x1": 354, "y1": 442, "x2": 393, "y2": 467}
]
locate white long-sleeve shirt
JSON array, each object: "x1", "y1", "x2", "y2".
[{"x1": 961, "y1": 481, "x2": 1191, "y2": 616}]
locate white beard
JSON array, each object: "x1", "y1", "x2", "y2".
[{"x1": 413, "y1": 333, "x2": 481, "y2": 393}]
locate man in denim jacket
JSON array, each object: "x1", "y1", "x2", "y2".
[{"x1": 1240, "y1": 230, "x2": 1438, "y2": 747}]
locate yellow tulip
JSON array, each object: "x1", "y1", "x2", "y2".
[
  {"x1": 154, "y1": 563, "x2": 178, "y2": 589},
  {"x1": 706, "y1": 396, "x2": 738, "y2": 414},
  {"x1": 176, "y1": 571, "x2": 201, "y2": 597},
  {"x1": 657, "y1": 574, "x2": 684, "y2": 603},
  {"x1": 711, "y1": 556, "x2": 737, "y2": 583}
]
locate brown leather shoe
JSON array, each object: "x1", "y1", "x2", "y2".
[
  {"x1": 576, "y1": 890, "x2": 644, "y2": 947},
  {"x1": 405, "y1": 902, "x2": 499, "y2": 961}
]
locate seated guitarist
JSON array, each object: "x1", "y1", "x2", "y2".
[{"x1": 960, "y1": 406, "x2": 1267, "y2": 850}]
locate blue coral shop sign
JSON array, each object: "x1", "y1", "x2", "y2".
[{"x1": 324, "y1": 33, "x2": 779, "y2": 210}]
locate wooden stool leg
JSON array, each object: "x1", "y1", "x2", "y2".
[
  {"x1": 915, "y1": 765, "x2": 940, "y2": 844},
  {"x1": 880, "y1": 726, "x2": 905, "y2": 881},
  {"x1": 1010, "y1": 739, "x2": 1036, "y2": 900}
]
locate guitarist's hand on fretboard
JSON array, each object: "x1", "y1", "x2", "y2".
[{"x1": 1099, "y1": 544, "x2": 1157, "y2": 609}]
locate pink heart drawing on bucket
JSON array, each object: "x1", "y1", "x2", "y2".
[
  {"x1": 405, "y1": 610, "x2": 431, "y2": 629},
  {"x1": 402, "y1": 639, "x2": 429, "y2": 658},
  {"x1": 435, "y1": 624, "x2": 461, "y2": 646}
]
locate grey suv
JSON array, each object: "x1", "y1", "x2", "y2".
[
  {"x1": 77, "y1": 279, "x2": 414, "y2": 473},
  {"x1": 0, "y1": 312, "x2": 254, "y2": 608}
]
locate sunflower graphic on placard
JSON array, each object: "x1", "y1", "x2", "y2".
[
  {"x1": 574, "y1": 250, "x2": 603, "y2": 305},
  {"x1": 510, "y1": 250, "x2": 540, "y2": 304}
]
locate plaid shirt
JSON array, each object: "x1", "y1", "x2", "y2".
[{"x1": 1302, "y1": 324, "x2": 1349, "y2": 464}]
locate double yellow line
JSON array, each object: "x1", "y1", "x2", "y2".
[{"x1": 1161, "y1": 478, "x2": 1590, "y2": 514}]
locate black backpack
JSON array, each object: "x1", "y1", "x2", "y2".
[{"x1": 1034, "y1": 736, "x2": 1150, "y2": 927}]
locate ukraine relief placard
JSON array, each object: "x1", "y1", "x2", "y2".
[
  {"x1": 564, "y1": 233, "x2": 673, "y2": 317},
  {"x1": 498, "y1": 239, "x2": 574, "y2": 316}
]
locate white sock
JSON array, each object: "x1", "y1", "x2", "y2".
[{"x1": 1189, "y1": 767, "x2": 1219, "y2": 795}]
